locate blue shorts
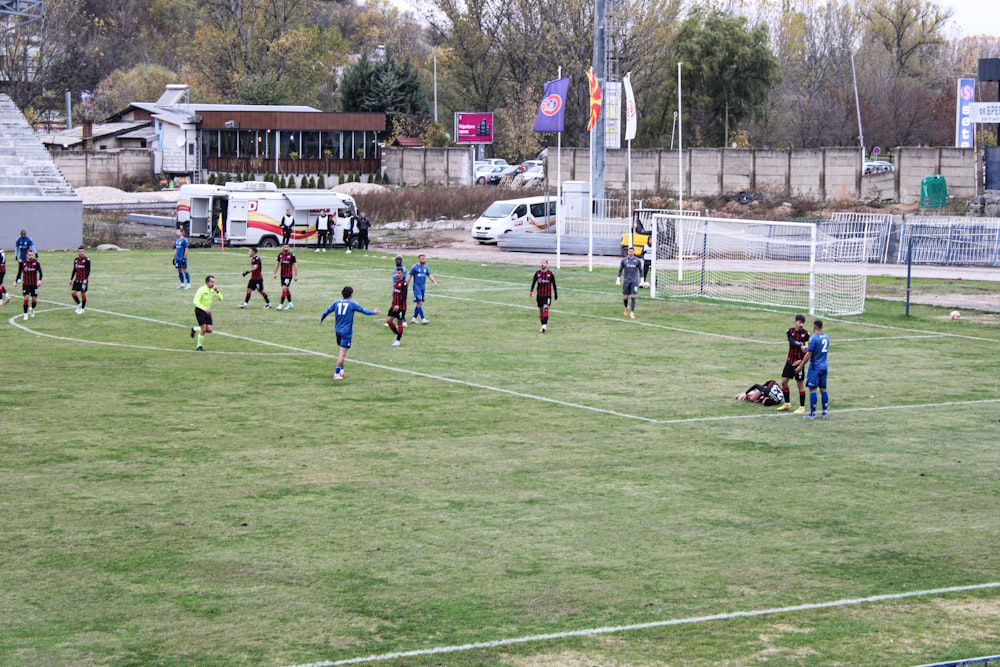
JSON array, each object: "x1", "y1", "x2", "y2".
[
  {"x1": 806, "y1": 368, "x2": 827, "y2": 389},
  {"x1": 175, "y1": 258, "x2": 188, "y2": 269},
  {"x1": 336, "y1": 332, "x2": 352, "y2": 349},
  {"x1": 412, "y1": 288, "x2": 426, "y2": 302}
]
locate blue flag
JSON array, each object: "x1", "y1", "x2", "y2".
[{"x1": 533, "y1": 77, "x2": 570, "y2": 133}]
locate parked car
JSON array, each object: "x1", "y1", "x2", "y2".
[
  {"x1": 864, "y1": 160, "x2": 894, "y2": 175},
  {"x1": 487, "y1": 164, "x2": 523, "y2": 186},
  {"x1": 470, "y1": 196, "x2": 558, "y2": 243},
  {"x1": 514, "y1": 164, "x2": 545, "y2": 187},
  {"x1": 475, "y1": 164, "x2": 509, "y2": 185}
]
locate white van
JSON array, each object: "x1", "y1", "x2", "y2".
[{"x1": 470, "y1": 196, "x2": 557, "y2": 244}]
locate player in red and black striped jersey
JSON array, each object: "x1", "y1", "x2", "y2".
[
  {"x1": 776, "y1": 314, "x2": 810, "y2": 413},
  {"x1": 16, "y1": 250, "x2": 42, "y2": 320},
  {"x1": 272, "y1": 244, "x2": 298, "y2": 310},
  {"x1": 529, "y1": 259, "x2": 558, "y2": 333},
  {"x1": 0, "y1": 247, "x2": 10, "y2": 306},
  {"x1": 69, "y1": 246, "x2": 91, "y2": 314},
  {"x1": 385, "y1": 267, "x2": 407, "y2": 346},
  {"x1": 240, "y1": 247, "x2": 271, "y2": 308}
]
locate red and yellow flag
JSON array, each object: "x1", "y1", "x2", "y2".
[{"x1": 586, "y1": 68, "x2": 602, "y2": 132}]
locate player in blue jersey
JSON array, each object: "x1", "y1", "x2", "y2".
[
  {"x1": 407, "y1": 254, "x2": 438, "y2": 324},
  {"x1": 796, "y1": 319, "x2": 830, "y2": 419},
  {"x1": 173, "y1": 228, "x2": 190, "y2": 289},
  {"x1": 321, "y1": 286, "x2": 379, "y2": 380},
  {"x1": 14, "y1": 229, "x2": 35, "y2": 262}
]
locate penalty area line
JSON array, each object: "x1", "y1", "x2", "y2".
[{"x1": 287, "y1": 581, "x2": 1000, "y2": 667}]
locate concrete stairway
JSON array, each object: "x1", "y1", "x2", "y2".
[{"x1": 0, "y1": 94, "x2": 76, "y2": 198}]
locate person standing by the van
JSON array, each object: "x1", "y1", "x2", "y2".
[
  {"x1": 315, "y1": 210, "x2": 332, "y2": 251},
  {"x1": 273, "y1": 244, "x2": 298, "y2": 310},
  {"x1": 529, "y1": 258, "x2": 557, "y2": 333},
  {"x1": 280, "y1": 209, "x2": 294, "y2": 246},
  {"x1": 355, "y1": 211, "x2": 371, "y2": 250},
  {"x1": 343, "y1": 213, "x2": 356, "y2": 253}
]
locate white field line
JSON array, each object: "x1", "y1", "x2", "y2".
[
  {"x1": 10, "y1": 302, "x2": 1000, "y2": 425},
  {"x1": 286, "y1": 581, "x2": 1000, "y2": 667}
]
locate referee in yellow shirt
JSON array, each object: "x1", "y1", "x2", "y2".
[{"x1": 190, "y1": 275, "x2": 223, "y2": 351}]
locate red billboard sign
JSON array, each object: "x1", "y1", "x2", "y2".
[{"x1": 454, "y1": 112, "x2": 494, "y2": 144}]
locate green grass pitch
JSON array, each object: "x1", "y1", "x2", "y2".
[{"x1": 2, "y1": 247, "x2": 998, "y2": 666}]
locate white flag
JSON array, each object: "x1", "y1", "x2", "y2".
[{"x1": 623, "y1": 72, "x2": 637, "y2": 142}]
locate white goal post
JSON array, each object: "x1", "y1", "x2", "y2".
[{"x1": 649, "y1": 214, "x2": 880, "y2": 315}]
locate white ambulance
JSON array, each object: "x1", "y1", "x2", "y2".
[{"x1": 176, "y1": 181, "x2": 358, "y2": 248}]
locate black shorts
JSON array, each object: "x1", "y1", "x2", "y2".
[
  {"x1": 782, "y1": 361, "x2": 804, "y2": 382},
  {"x1": 71, "y1": 281, "x2": 88, "y2": 292},
  {"x1": 536, "y1": 294, "x2": 552, "y2": 309},
  {"x1": 388, "y1": 304, "x2": 406, "y2": 319},
  {"x1": 22, "y1": 285, "x2": 38, "y2": 296},
  {"x1": 247, "y1": 278, "x2": 264, "y2": 291},
  {"x1": 195, "y1": 308, "x2": 213, "y2": 327},
  {"x1": 623, "y1": 280, "x2": 639, "y2": 296},
  {"x1": 281, "y1": 277, "x2": 293, "y2": 287}
]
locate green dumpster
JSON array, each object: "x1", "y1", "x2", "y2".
[{"x1": 920, "y1": 175, "x2": 947, "y2": 209}]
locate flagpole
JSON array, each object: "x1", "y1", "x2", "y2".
[
  {"x1": 556, "y1": 66, "x2": 562, "y2": 270},
  {"x1": 678, "y1": 62, "x2": 683, "y2": 212},
  {"x1": 588, "y1": 122, "x2": 593, "y2": 272}
]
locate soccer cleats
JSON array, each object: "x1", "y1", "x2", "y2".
[
  {"x1": 821, "y1": 412, "x2": 829, "y2": 419},
  {"x1": 803, "y1": 413, "x2": 816, "y2": 420},
  {"x1": 196, "y1": 346, "x2": 204, "y2": 352},
  {"x1": 390, "y1": 339, "x2": 400, "y2": 347},
  {"x1": 624, "y1": 308, "x2": 630, "y2": 317},
  {"x1": 541, "y1": 324, "x2": 547, "y2": 333},
  {"x1": 264, "y1": 303, "x2": 272, "y2": 309},
  {"x1": 333, "y1": 372, "x2": 345, "y2": 380},
  {"x1": 793, "y1": 406, "x2": 806, "y2": 414},
  {"x1": 276, "y1": 304, "x2": 283, "y2": 310},
  {"x1": 28, "y1": 308, "x2": 35, "y2": 318},
  {"x1": 239, "y1": 302, "x2": 248, "y2": 308},
  {"x1": 629, "y1": 312, "x2": 636, "y2": 320},
  {"x1": 776, "y1": 404, "x2": 790, "y2": 412},
  {"x1": 421, "y1": 318, "x2": 429, "y2": 324},
  {"x1": 190, "y1": 326, "x2": 196, "y2": 339}
]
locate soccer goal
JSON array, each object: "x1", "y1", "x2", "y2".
[{"x1": 649, "y1": 214, "x2": 880, "y2": 315}]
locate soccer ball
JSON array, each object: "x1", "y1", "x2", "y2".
[
  {"x1": 642, "y1": 281, "x2": 651, "y2": 289},
  {"x1": 950, "y1": 310, "x2": 961, "y2": 320}
]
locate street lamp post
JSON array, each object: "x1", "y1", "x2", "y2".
[
  {"x1": 433, "y1": 47, "x2": 453, "y2": 124},
  {"x1": 845, "y1": 48, "x2": 866, "y2": 164}
]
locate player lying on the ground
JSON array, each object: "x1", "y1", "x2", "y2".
[{"x1": 735, "y1": 380, "x2": 784, "y2": 406}]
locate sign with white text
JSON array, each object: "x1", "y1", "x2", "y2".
[
  {"x1": 955, "y1": 78, "x2": 975, "y2": 148},
  {"x1": 969, "y1": 102, "x2": 1000, "y2": 124},
  {"x1": 454, "y1": 112, "x2": 494, "y2": 144}
]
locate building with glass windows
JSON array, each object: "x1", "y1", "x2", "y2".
[{"x1": 108, "y1": 85, "x2": 386, "y2": 183}]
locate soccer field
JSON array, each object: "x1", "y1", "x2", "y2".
[{"x1": 2, "y1": 247, "x2": 999, "y2": 667}]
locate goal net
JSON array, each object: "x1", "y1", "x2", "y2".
[{"x1": 650, "y1": 215, "x2": 879, "y2": 315}]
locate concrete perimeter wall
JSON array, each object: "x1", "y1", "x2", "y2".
[
  {"x1": 52, "y1": 149, "x2": 155, "y2": 188},
  {"x1": 385, "y1": 146, "x2": 978, "y2": 205},
  {"x1": 0, "y1": 198, "x2": 83, "y2": 251}
]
